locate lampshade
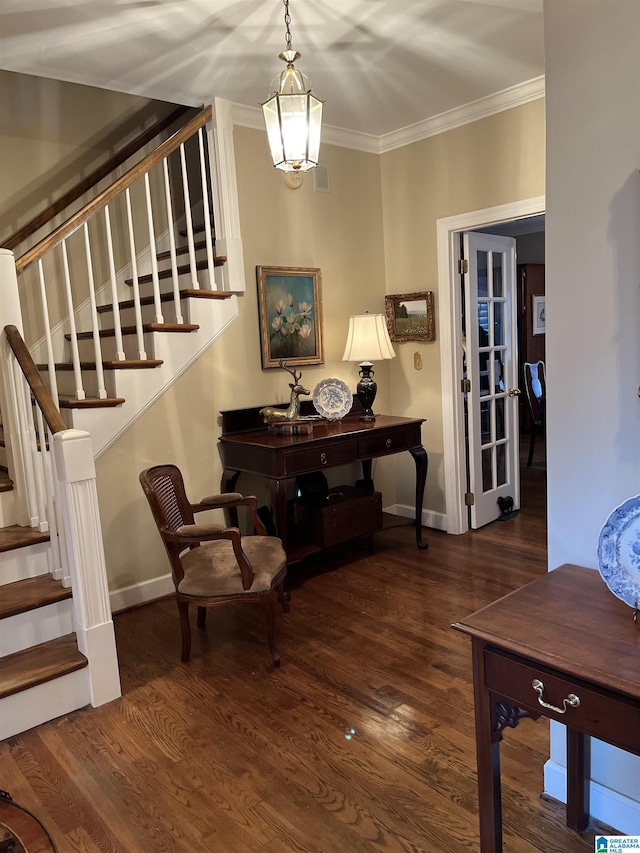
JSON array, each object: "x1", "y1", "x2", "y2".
[
  {"x1": 342, "y1": 313, "x2": 395, "y2": 422},
  {"x1": 262, "y1": 1, "x2": 323, "y2": 173},
  {"x1": 342, "y1": 313, "x2": 395, "y2": 363}
]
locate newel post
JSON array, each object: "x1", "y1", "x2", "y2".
[
  {"x1": 207, "y1": 98, "x2": 246, "y2": 293},
  {"x1": 53, "y1": 429, "x2": 121, "y2": 706}
]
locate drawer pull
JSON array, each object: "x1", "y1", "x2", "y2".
[
  {"x1": 320, "y1": 452, "x2": 327, "y2": 465},
  {"x1": 385, "y1": 438, "x2": 392, "y2": 448},
  {"x1": 532, "y1": 679, "x2": 580, "y2": 714}
]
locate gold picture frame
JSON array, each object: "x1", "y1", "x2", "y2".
[
  {"x1": 256, "y1": 266, "x2": 324, "y2": 368},
  {"x1": 385, "y1": 291, "x2": 435, "y2": 342}
]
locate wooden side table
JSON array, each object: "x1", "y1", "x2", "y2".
[{"x1": 453, "y1": 564, "x2": 640, "y2": 852}]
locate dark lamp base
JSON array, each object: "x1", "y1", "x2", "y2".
[{"x1": 356, "y1": 363, "x2": 377, "y2": 421}]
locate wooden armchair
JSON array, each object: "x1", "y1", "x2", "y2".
[{"x1": 139, "y1": 464, "x2": 289, "y2": 666}]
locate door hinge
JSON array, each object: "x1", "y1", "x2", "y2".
[
  {"x1": 461, "y1": 378, "x2": 471, "y2": 393},
  {"x1": 465, "y1": 492, "x2": 475, "y2": 506},
  {"x1": 458, "y1": 259, "x2": 468, "y2": 274}
]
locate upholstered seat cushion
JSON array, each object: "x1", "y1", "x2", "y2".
[{"x1": 178, "y1": 535, "x2": 287, "y2": 598}]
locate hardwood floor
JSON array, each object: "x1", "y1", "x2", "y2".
[{"x1": 0, "y1": 446, "x2": 607, "y2": 851}]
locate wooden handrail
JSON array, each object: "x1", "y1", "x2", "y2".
[
  {"x1": 4, "y1": 105, "x2": 193, "y2": 253},
  {"x1": 15, "y1": 105, "x2": 213, "y2": 274},
  {"x1": 4, "y1": 325, "x2": 67, "y2": 434}
]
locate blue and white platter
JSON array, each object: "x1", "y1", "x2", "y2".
[
  {"x1": 596, "y1": 494, "x2": 640, "y2": 608},
  {"x1": 312, "y1": 378, "x2": 352, "y2": 421}
]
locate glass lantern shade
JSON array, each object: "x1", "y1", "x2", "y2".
[{"x1": 262, "y1": 54, "x2": 323, "y2": 172}]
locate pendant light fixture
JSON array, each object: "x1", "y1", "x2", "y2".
[{"x1": 262, "y1": 0, "x2": 323, "y2": 174}]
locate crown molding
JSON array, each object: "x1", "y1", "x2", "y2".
[
  {"x1": 378, "y1": 76, "x2": 545, "y2": 153},
  {"x1": 230, "y1": 75, "x2": 545, "y2": 156}
]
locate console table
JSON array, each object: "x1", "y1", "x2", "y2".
[
  {"x1": 219, "y1": 408, "x2": 427, "y2": 563},
  {"x1": 453, "y1": 564, "x2": 640, "y2": 852}
]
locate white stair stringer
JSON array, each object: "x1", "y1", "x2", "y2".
[
  {"x1": 60, "y1": 295, "x2": 239, "y2": 459},
  {"x1": 0, "y1": 667, "x2": 90, "y2": 740},
  {"x1": 1, "y1": 598, "x2": 74, "y2": 657}
]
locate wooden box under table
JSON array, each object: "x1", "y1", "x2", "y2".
[{"x1": 292, "y1": 485, "x2": 383, "y2": 549}]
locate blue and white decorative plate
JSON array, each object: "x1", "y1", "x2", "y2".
[
  {"x1": 596, "y1": 494, "x2": 640, "y2": 608},
  {"x1": 312, "y1": 378, "x2": 352, "y2": 421}
]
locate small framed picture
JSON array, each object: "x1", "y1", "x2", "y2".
[
  {"x1": 256, "y1": 266, "x2": 323, "y2": 368},
  {"x1": 385, "y1": 291, "x2": 435, "y2": 342},
  {"x1": 532, "y1": 295, "x2": 546, "y2": 335}
]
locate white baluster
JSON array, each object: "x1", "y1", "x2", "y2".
[
  {"x1": 40, "y1": 420, "x2": 63, "y2": 581},
  {"x1": 31, "y1": 404, "x2": 48, "y2": 533},
  {"x1": 83, "y1": 224, "x2": 107, "y2": 399},
  {"x1": 104, "y1": 205, "x2": 125, "y2": 360},
  {"x1": 198, "y1": 127, "x2": 216, "y2": 291},
  {"x1": 49, "y1": 432, "x2": 70, "y2": 586},
  {"x1": 180, "y1": 141, "x2": 199, "y2": 289},
  {"x1": 60, "y1": 239, "x2": 85, "y2": 400},
  {"x1": 144, "y1": 171, "x2": 164, "y2": 324},
  {"x1": 11, "y1": 362, "x2": 39, "y2": 526},
  {"x1": 125, "y1": 187, "x2": 147, "y2": 360},
  {"x1": 162, "y1": 157, "x2": 183, "y2": 323},
  {"x1": 36, "y1": 259, "x2": 60, "y2": 405}
]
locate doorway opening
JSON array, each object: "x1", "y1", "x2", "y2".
[{"x1": 436, "y1": 197, "x2": 545, "y2": 535}]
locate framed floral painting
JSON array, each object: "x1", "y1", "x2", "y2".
[{"x1": 256, "y1": 266, "x2": 324, "y2": 368}]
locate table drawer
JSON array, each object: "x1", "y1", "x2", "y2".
[
  {"x1": 484, "y1": 649, "x2": 640, "y2": 754},
  {"x1": 358, "y1": 425, "x2": 420, "y2": 458},
  {"x1": 283, "y1": 442, "x2": 357, "y2": 476}
]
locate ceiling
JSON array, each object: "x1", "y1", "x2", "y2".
[{"x1": 0, "y1": 0, "x2": 545, "y2": 140}]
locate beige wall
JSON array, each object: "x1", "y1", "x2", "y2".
[
  {"x1": 96, "y1": 125, "x2": 389, "y2": 590},
  {"x1": 380, "y1": 99, "x2": 546, "y2": 513}
]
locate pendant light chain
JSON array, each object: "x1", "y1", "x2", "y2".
[{"x1": 283, "y1": 0, "x2": 293, "y2": 52}]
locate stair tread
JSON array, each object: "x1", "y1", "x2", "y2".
[
  {"x1": 156, "y1": 239, "x2": 211, "y2": 261},
  {"x1": 65, "y1": 323, "x2": 199, "y2": 341},
  {"x1": 0, "y1": 574, "x2": 71, "y2": 620},
  {"x1": 0, "y1": 467, "x2": 13, "y2": 493},
  {"x1": 0, "y1": 525, "x2": 50, "y2": 553},
  {"x1": 0, "y1": 634, "x2": 87, "y2": 700},
  {"x1": 97, "y1": 289, "x2": 232, "y2": 314},
  {"x1": 58, "y1": 396, "x2": 126, "y2": 409},
  {"x1": 37, "y1": 359, "x2": 163, "y2": 370},
  {"x1": 125, "y1": 257, "x2": 226, "y2": 286},
  {"x1": 179, "y1": 220, "x2": 214, "y2": 238}
]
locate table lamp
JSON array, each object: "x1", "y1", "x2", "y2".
[{"x1": 342, "y1": 312, "x2": 395, "y2": 421}]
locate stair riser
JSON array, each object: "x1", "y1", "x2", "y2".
[
  {"x1": 68, "y1": 332, "x2": 159, "y2": 363},
  {"x1": 0, "y1": 541, "x2": 50, "y2": 585},
  {"x1": 128, "y1": 265, "x2": 215, "y2": 293},
  {"x1": 40, "y1": 369, "x2": 118, "y2": 399},
  {"x1": 0, "y1": 668, "x2": 90, "y2": 739},
  {"x1": 103, "y1": 298, "x2": 197, "y2": 328},
  {"x1": 1, "y1": 599, "x2": 74, "y2": 657}
]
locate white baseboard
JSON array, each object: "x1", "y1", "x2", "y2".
[
  {"x1": 108, "y1": 506, "x2": 447, "y2": 615},
  {"x1": 544, "y1": 759, "x2": 640, "y2": 836},
  {"x1": 384, "y1": 502, "x2": 448, "y2": 532},
  {"x1": 109, "y1": 572, "x2": 175, "y2": 614}
]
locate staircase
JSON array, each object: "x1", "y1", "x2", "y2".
[{"x1": 0, "y1": 97, "x2": 245, "y2": 738}]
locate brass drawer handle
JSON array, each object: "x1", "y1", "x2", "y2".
[
  {"x1": 320, "y1": 452, "x2": 327, "y2": 465},
  {"x1": 532, "y1": 679, "x2": 580, "y2": 714}
]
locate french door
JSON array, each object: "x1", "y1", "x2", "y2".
[{"x1": 463, "y1": 232, "x2": 519, "y2": 528}]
